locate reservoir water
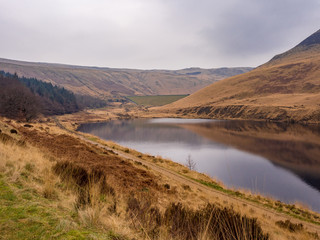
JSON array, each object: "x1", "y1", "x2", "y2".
[{"x1": 78, "y1": 118, "x2": 320, "y2": 212}]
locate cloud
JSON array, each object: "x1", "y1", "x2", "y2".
[
  {"x1": 0, "y1": 0, "x2": 319, "y2": 69},
  {"x1": 199, "y1": 0, "x2": 320, "y2": 64}
]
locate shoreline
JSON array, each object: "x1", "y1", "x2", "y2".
[
  {"x1": 55, "y1": 111, "x2": 320, "y2": 217},
  {"x1": 2, "y1": 114, "x2": 320, "y2": 238}
]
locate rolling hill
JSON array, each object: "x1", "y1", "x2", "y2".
[
  {"x1": 0, "y1": 58, "x2": 251, "y2": 99},
  {"x1": 160, "y1": 29, "x2": 320, "y2": 122}
]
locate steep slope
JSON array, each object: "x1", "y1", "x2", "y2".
[
  {"x1": 161, "y1": 29, "x2": 320, "y2": 122},
  {"x1": 0, "y1": 58, "x2": 251, "y2": 99}
]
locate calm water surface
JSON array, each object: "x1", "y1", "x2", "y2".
[{"x1": 78, "y1": 118, "x2": 320, "y2": 212}]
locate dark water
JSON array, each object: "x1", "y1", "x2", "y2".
[{"x1": 78, "y1": 118, "x2": 320, "y2": 212}]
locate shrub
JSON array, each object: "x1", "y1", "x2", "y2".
[
  {"x1": 275, "y1": 220, "x2": 303, "y2": 232},
  {"x1": 127, "y1": 196, "x2": 269, "y2": 240}
]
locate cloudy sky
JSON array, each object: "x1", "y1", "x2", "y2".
[{"x1": 0, "y1": 0, "x2": 319, "y2": 69}]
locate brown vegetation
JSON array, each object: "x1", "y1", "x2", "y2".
[
  {"x1": 1, "y1": 117, "x2": 320, "y2": 239},
  {"x1": 0, "y1": 58, "x2": 252, "y2": 98},
  {"x1": 18, "y1": 128, "x2": 160, "y2": 196},
  {"x1": 127, "y1": 196, "x2": 269, "y2": 240},
  {"x1": 0, "y1": 75, "x2": 40, "y2": 121},
  {"x1": 0, "y1": 135, "x2": 268, "y2": 239},
  {"x1": 157, "y1": 30, "x2": 320, "y2": 123}
]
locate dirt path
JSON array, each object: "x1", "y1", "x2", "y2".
[{"x1": 54, "y1": 117, "x2": 320, "y2": 234}]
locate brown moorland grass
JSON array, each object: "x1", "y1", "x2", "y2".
[
  {"x1": 0, "y1": 119, "x2": 269, "y2": 239},
  {"x1": 0, "y1": 58, "x2": 252, "y2": 98},
  {"x1": 0, "y1": 123, "x2": 130, "y2": 239},
  {"x1": 88, "y1": 132, "x2": 320, "y2": 226},
  {"x1": 2, "y1": 117, "x2": 320, "y2": 239},
  {"x1": 57, "y1": 115, "x2": 320, "y2": 236},
  {"x1": 155, "y1": 34, "x2": 320, "y2": 123},
  {"x1": 17, "y1": 127, "x2": 161, "y2": 196},
  {"x1": 56, "y1": 111, "x2": 320, "y2": 225}
]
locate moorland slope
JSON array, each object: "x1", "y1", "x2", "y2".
[
  {"x1": 160, "y1": 29, "x2": 320, "y2": 122},
  {"x1": 1, "y1": 117, "x2": 320, "y2": 239},
  {"x1": 0, "y1": 58, "x2": 251, "y2": 99}
]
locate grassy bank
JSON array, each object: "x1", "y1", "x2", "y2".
[
  {"x1": 89, "y1": 136, "x2": 320, "y2": 226},
  {"x1": 0, "y1": 129, "x2": 122, "y2": 239},
  {"x1": 1, "y1": 117, "x2": 319, "y2": 239}
]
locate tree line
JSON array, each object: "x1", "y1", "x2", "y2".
[{"x1": 0, "y1": 71, "x2": 107, "y2": 121}]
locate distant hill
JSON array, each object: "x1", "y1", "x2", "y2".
[
  {"x1": 0, "y1": 58, "x2": 252, "y2": 99},
  {"x1": 160, "y1": 29, "x2": 320, "y2": 123}
]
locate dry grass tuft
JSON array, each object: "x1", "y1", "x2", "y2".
[
  {"x1": 126, "y1": 194, "x2": 269, "y2": 240},
  {"x1": 275, "y1": 220, "x2": 304, "y2": 233},
  {"x1": 3, "y1": 119, "x2": 319, "y2": 239}
]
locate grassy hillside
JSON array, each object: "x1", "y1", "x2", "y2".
[
  {"x1": 2, "y1": 117, "x2": 320, "y2": 239},
  {"x1": 159, "y1": 29, "x2": 320, "y2": 123},
  {"x1": 0, "y1": 58, "x2": 252, "y2": 99}
]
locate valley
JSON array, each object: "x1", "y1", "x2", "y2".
[
  {"x1": 1, "y1": 25, "x2": 320, "y2": 240},
  {"x1": 0, "y1": 58, "x2": 251, "y2": 99}
]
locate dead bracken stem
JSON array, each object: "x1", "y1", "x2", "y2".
[
  {"x1": 201, "y1": 208, "x2": 214, "y2": 240},
  {"x1": 129, "y1": 211, "x2": 152, "y2": 240}
]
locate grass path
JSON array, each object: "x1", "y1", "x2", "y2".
[{"x1": 126, "y1": 95, "x2": 188, "y2": 107}]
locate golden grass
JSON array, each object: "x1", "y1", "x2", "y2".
[
  {"x1": 0, "y1": 58, "x2": 251, "y2": 98},
  {"x1": 0, "y1": 130, "x2": 73, "y2": 209},
  {"x1": 2, "y1": 117, "x2": 320, "y2": 239},
  {"x1": 56, "y1": 116, "x2": 320, "y2": 218},
  {"x1": 77, "y1": 128, "x2": 320, "y2": 230},
  {"x1": 0, "y1": 121, "x2": 136, "y2": 239},
  {"x1": 156, "y1": 48, "x2": 320, "y2": 123}
]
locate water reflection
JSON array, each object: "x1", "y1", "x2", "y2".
[
  {"x1": 180, "y1": 120, "x2": 320, "y2": 192},
  {"x1": 78, "y1": 119, "x2": 320, "y2": 211}
]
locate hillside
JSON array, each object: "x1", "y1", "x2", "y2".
[
  {"x1": 159, "y1": 29, "x2": 320, "y2": 122},
  {"x1": 0, "y1": 58, "x2": 252, "y2": 99},
  {"x1": 1, "y1": 117, "x2": 320, "y2": 239}
]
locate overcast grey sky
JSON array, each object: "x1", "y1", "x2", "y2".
[{"x1": 0, "y1": 0, "x2": 319, "y2": 69}]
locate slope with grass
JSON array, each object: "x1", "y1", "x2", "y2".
[
  {"x1": 0, "y1": 118, "x2": 273, "y2": 240},
  {"x1": 0, "y1": 58, "x2": 252, "y2": 99},
  {"x1": 2, "y1": 117, "x2": 320, "y2": 239},
  {"x1": 0, "y1": 126, "x2": 122, "y2": 239},
  {"x1": 159, "y1": 29, "x2": 320, "y2": 123}
]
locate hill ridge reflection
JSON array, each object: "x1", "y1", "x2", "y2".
[{"x1": 179, "y1": 121, "x2": 320, "y2": 192}]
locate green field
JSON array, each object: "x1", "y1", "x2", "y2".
[{"x1": 127, "y1": 94, "x2": 188, "y2": 107}]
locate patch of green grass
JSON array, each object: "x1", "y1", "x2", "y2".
[
  {"x1": 127, "y1": 95, "x2": 188, "y2": 107},
  {"x1": 190, "y1": 177, "x2": 244, "y2": 197},
  {"x1": 0, "y1": 176, "x2": 124, "y2": 240},
  {"x1": 0, "y1": 178, "x2": 17, "y2": 201},
  {"x1": 184, "y1": 175, "x2": 320, "y2": 226},
  {"x1": 88, "y1": 136, "x2": 99, "y2": 142}
]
